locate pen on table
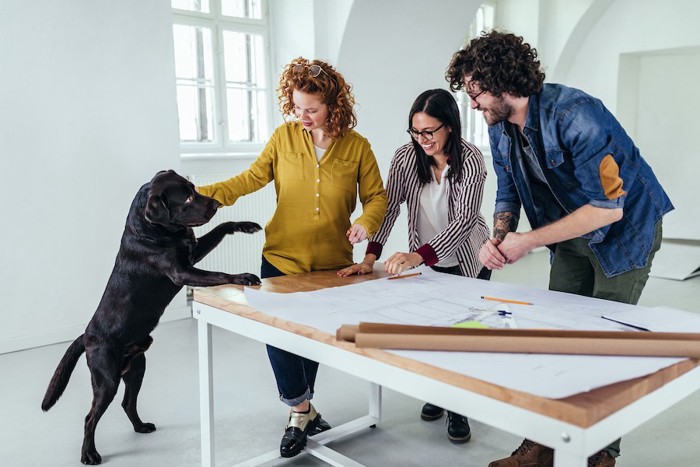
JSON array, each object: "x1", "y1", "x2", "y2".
[
  {"x1": 498, "y1": 304, "x2": 517, "y2": 328},
  {"x1": 481, "y1": 295, "x2": 533, "y2": 306},
  {"x1": 388, "y1": 272, "x2": 422, "y2": 280}
]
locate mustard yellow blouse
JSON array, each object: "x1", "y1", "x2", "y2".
[{"x1": 198, "y1": 121, "x2": 388, "y2": 275}]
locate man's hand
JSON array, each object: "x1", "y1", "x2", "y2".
[
  {"x1": 346, "y1": 224, "x2": 368, "y2": 244},
  {"x1": 479, "y1": 238, "x2": 507, "y2": 270},
  {"x1": 497, "y1": 232, "x2": 536, "y2": 264}
]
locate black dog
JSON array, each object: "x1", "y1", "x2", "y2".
[{"x1": 41, "y1": 170, "x2": 261, "y2": 465}]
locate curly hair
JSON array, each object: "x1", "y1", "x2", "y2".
[
  {"x1": 446, "y1": 31, "x2": 545, "y2": 97},
  {"x1": 278, "y1": 57, "x2": 357, "y2": 139}
]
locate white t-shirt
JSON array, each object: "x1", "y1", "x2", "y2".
[
  {"x1": 314, "y1": 145, "x2": 326, "y2": 163},
  {"x1": 417, "y1": 166, "x2": 459, "y2": 268}
]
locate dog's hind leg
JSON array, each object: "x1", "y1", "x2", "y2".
[
  {"x1": 82, "y1": 346, "x2": 121, "y2": 465},
  {"x1": 121, "y1": 352, "x2": 156, "y2": 433}
]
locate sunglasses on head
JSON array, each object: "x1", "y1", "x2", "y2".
[{"x1": 293, "y1": 63, "x2": 333, "y2": 80}]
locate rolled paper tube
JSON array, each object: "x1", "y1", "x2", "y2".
[
  {"x1": 353, "y1": 322, "x2": 700, "y2": 342},
  {"x1": 335, "y1": 323, "x2": 465, "y2": 343},
  {"x1": 336, "y1": 324, "x2": 359, "y2": 342},
  {"x1": 353, "y1": 333, "x2": 700, "y2": 358}
]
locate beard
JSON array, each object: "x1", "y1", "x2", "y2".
[{"x1": 482, "y1": 96, "x2": 514, "y2": 126}]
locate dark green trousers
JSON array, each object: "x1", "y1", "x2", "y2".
[{"x1": 548, "y1": 220, "x2": 663, "y2": 457}]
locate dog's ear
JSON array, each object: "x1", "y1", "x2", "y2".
[{"x1": 144, "y1": 194, "x2": 170, "y2": 225}]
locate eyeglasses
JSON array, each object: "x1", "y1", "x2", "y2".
[
  {"x1": 407, "y1": 124, "x2": 444, "y2": 141},
  {"x1": 293, "y1": 63, "x2": 332, "y2": 80},
  {"x1": 466, "y1": 89, "x2": 485, "y2": 101}
]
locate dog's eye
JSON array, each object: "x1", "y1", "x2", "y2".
[{"x1": 185, "y1": 195, "x2": 194, "y2": 204}]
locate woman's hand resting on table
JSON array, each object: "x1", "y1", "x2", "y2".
[
  {"x1": 384, "y1": 251, "x2": 423, "y2": 276},
  {"x1": 337, "y1": 254, "x2": 376, "y2": 276}
]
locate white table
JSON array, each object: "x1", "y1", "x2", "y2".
[{"x1": 193, "y1": 270, "x2": 700, "y2": 466}]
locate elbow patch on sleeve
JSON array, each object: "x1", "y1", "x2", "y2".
[{"x1": 599, "y1": 154, "x2": 626, "y2": 200}]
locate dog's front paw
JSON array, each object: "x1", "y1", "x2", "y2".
[
  {"x1": 231, "y1": 273, "x2": 262, "y2": 286},
  {"x1": 232, "y1": 221, "x2": 262, "y2": 234}
]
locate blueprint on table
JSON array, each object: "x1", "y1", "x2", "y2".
[{"x1": 244, "y1": 266, "x2": 684, "y2": 399}]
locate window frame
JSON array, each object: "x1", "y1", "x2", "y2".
[
  {"x1": 457, "y1": 1, "x2": 497, "y2": 157},
  {"x1": 172, "y1": 0, "x2": 274, "y2": 157}
]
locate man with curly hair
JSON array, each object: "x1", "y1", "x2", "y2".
[{"x1": 446, "y1": 31, "x2": 673, "y2": 467}]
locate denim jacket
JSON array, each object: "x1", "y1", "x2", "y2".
[{"x1": 488, "y1": 84, "x2": 673, "y2": 277}]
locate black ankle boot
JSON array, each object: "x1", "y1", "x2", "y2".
[
  {"x1": 421, "y1": 402, "x2": 444, "y2": 421},
  {"x1": 446, "y1": 412, "x2": 471, "y2": 443}
]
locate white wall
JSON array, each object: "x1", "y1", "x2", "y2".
[
  {"x1": 493, "y1": 0, "x2": 700, "y2": 243},
  {"x1": 0, "y1": 0, "x2": 182, "y2": 353},
  {"x1": 313, "y1": 0, "x2": 354, "y2": 65},
  {"x1": 12, "y1": 0, "x2": 698, "y2": 353},
  {"x1": 622, "y1": 49, "x2": 700, "y2": 240},
  {"x1": 561, "y1": 0, "x2": 700, "y2": 240},
  {"x1": 339, "y1": 0, "x2": 482, "y2": 258},
  {"x1": 496, "y1": 0, "x2": 541, "y2": 47}
]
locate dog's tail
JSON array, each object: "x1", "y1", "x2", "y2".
[{"x1": 41, "y1": 335, "x2": 85, "y2": 411}]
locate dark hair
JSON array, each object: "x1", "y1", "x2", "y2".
[
  {"x1": 278, "y1": 57, "x2": 357, "y2": 139},
  {"x1": 408, "y1": 89, "x2": 463, "y2": 184},
  {"x1": 446, "y1": 30, "x2": 545, "y2": 97}
]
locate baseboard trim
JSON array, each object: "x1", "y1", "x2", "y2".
[{"x1": 0, "y1": 304, "x2": 193, "y2": 355}]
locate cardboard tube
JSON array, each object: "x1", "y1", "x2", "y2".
[
  {"x1": 336, "y1": 324, "x2": 359, "y2": 342},
  {"x1": 353, "y1": 322, "x2": 700, "y2": 342},
  {"x1": 353, "y1": 333, "x2": 700, "y2": 358}
]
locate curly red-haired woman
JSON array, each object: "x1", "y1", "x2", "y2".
[{"x1": 198, "y1": 57, "x2": 387, "y2": 458}]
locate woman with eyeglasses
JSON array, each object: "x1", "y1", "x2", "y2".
[
  {"x1": 338, "y1": 88, "x2": 490, "y2": 444},
  {"x1": 197, "y1": 57, "x2": 387, "y2": 458}
]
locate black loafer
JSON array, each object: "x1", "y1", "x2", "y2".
[
  {"x1": 309, "y1": 416, "x2": 331, "y2": 436},
  {"x1": 446, "y1": 412, "x2": 471, "y2": 443},
  {"x1": 421, "y1": 402, "x2": 445, "y2": 421},
  {"x1": 280, "y1": 405, "x2": 320, "y2": 458}
]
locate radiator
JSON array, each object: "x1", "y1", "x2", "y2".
[{"x1": 190, "y1": 174, "x2": 275, "y2": 277}]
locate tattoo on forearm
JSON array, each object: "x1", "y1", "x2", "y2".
[{"x1": 493, "y1": 212, "x2": 519, "y2": 241}]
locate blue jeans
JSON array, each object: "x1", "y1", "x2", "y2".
[
  {"x1": 261, "y1": 255, "x2": 319, "y2": 406},
  {"x1": 426, "y1": 264, "x2": 490, "y2": 418},
  {"x1": 546, "y1": 220, "x2": 662, "y2": 458}
]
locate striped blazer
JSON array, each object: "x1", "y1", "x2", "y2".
[{"x1": 367, "y1": 140, "x2": 490, "y2": 277}]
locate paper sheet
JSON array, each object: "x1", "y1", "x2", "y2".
[
  {"x1": 244, "y1": 266, "x2": 684, "y2": 399},
  {"x1": 650, "y1": 241, "x2": 700, "y2": 280},
  {"x1": 602, "y1": 306, "x2": 700, "y2": 332}
]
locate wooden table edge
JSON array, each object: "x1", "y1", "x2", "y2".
[{"x1": 192, "y1": 272, "x2": 700, "y2": 428}]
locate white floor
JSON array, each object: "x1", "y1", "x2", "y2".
[{"x1": 3, "y1": 250, "x2": 700, "y2": 467}]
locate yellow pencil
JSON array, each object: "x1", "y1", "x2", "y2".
[
  {"x1": 481, "y1": 295, "x2": 533, "y2": 305},
  {"x1": 388, "y1": 272, "x2": 422, "y2": 280}
]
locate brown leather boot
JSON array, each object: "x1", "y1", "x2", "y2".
[
  {"x1": 588, "y1": 450, "x2": 616, "y2": 467},
  {"x1": 488, "y1": 439, "x2": 554, "y2": 467}
]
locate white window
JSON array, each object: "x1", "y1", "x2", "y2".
[
  {"x1": 172, "y1": 0, "x2": 272, "y2": 155},
  {"x1": 457, "y1": 2, "x2": 496, "y2": 154}
]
